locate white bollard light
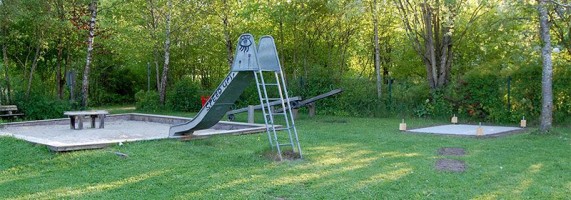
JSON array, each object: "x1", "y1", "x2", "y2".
[
  {"x1": 399, "y1": 119, "x2": 407, "y2": 131},
  {"x1": 451, "y1": 114, "x2": 458, "y2": 124}
]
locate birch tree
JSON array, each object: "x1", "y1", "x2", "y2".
[
  {"x1": 371, "y1": 0, "x2": 383, "y2": 99},
  {"x1": 158, "y1": 0, "x2": 171, "y2": 105},
  {"x1": 81, "y1": 0, "x2": 98, "y2": 107},
  {"x1": 538, "y1": 0, "x2": 554, "y2": 132}
]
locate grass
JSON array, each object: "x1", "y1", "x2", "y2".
[{"x1": 1, "y1": 111, "x2": 570, "y2": 199}]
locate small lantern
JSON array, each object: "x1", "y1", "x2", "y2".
[
  {"x1": 520, "y1": 116, "x2": 527, "y2": 128},
  {"x1": 399, "y1": 119, "x2": 407, "y2": 131},
  {"x1": 451, "y1": 114, "x2": 458, "y2": 124}
]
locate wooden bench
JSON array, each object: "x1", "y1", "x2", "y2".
[
  {"x1": 0, "y1": 105, "x2": 25, "y2": 118},
  {"x1": 64, "y1": 110, "x2": 109, "y2": 130}
]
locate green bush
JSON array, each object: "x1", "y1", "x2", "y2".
[
  {"x1": 412, "y1": 90, "x2": 453, "y2": 119},
  {"x1": 509, "y1": 64, "x2": 542, "y2": 123},
  {"x1": 456, "y1": 70, "x2": 506, "y2": 121},
  {"x1": 166, "y1": 78, "x2": 202, "y2": 112},
  {"x1": 134, "y1": 90, "x2": 161, "y2": 112},
  {"x1": 14, "y1": 93, "x2": 71, "y2": 120}
]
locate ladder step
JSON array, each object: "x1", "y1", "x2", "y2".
[
  {"x1": 278, "y1": 143, "x2": 293, "y2": 147},
  {"x1": 259, "y1": 83, "x2": 279, "y2": 86},
  {"x1": 263, "y1": 98, "x2": 282, "y2": 101},
  {"x1": 275, "y1": 127, "x2": 290, "y2": 131},
  {"x1": 265, "y1": 112, "x2": 286, "y2": 116},
  {"x1": 268, "y1": 127, "x2": 290, "y2": 132}
]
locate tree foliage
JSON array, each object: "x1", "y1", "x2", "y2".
[{"x1": 0, "y1": 0, "x2": 569, "y2": 124}]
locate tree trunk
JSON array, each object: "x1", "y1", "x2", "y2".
[
  {"x1": 538, "y1": 0, "x2": 553, "y2": 132},
  {"x1": 154, "y1": 49, "x2": 160, "y2": 91},
  {"x1": 422, "y1": 3, "x2": 438, "y2": 90},
  {"x1": 56, "y1": 0, "x2": 65, "y2": 100},
  {"x1": 81, "y1": 0, "x2": 98, "y2": 108},
  {"x1": 396, "y1": 0, "x2": 456, "y2": 91},
  {"x1": 25, "y1": 44, "x2": 41, "y2": 99},
  {"x1": 147, "y1": 0, "x2": 161, "y2": 91},
  {"x1": 56, "y1": 40, "x2": 64, "y2": 100},
  {"x1": 222, "y1": 0, "x2": 233, "y2": 68},
  {"x1": 159, "y1": 0, "x2": 172, "y2": 105},
  {"x1": 372, "y1": 0, "x2": 382, "y2": 99},
  {"x1": 1, "y1": 44, "x2": 11, "y2": 103}
]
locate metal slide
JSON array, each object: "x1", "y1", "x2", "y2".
[{"x1": 169, "y1": 34, "x2": 260, "y2": 136}]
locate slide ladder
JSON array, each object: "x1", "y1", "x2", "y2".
[
  {"x1": 254, "y1": 37, "x2": 302, "y2": 160},
  {"x1": 169, "y1": 34, "x2": 302, "y2": 160}
]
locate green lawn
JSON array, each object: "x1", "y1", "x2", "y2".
[{"x1": 1, "y1": 112, "x2": 570, "y2": 199}]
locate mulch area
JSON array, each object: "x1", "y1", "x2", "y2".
[
  {"x1": 435, "y1": 159, "x2": 466, "y2": 172},
  {"x1": 436, "y1": 147, "x2": 467, "y2": 172}
]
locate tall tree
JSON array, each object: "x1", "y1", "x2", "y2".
[
  {"x1": 371, "y1": 0, "x2": 382, "y2": 99},
  {"x1": 25, "y1": 44, "x2": 42, "y2": 99},
  {"x1": 221, "y1": 0, "x2": 234, "y2": 68},
  {"x1": 550, "y1": 0, "x2": 571, "y2": 57},
  {"x1": 0, "y1": 0, "x2": 12, "y2": 103},
  {"x1": 54, "y1": 0, "x2": 67, "y2": 100},
  {"x1": 81, "y1": 0, "x2": 98, "y2": 108},
  {"x1": 145, "y1": 0, "x2": 161, "y2": 92},
  {"x1": 158, "y1": 0, "x2": 172, "y2": 105},
  {"x1": 538, "y1": 0, "x2": 554, "y2": 132},
  {"x1": 395, "y1": 0, "x2": 456, "y2": 91},
  {"x1": 395, "y1": 0, "x2": 485, "y2": 91}
]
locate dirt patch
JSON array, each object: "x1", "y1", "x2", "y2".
[
  {"x1": 435, "y1": 159, "x2": 466, "y2": 172},
  {"x1": 263, "y1": 149, "x2": 301, "y2": 161},
  {"x1": 438, "y1": 147, "x2": 466, "y2": 156}
]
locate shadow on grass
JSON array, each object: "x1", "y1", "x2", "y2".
[{"x1": 1, "y1": 115, "x2": 570, "y2": 199}]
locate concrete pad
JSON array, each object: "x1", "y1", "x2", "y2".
[
  {"x1": 408, "y1": 124, "x2": 522, "y2": 136},
  {"x1": 1, "y1": 113, "x2": 267, "y2": 151}
]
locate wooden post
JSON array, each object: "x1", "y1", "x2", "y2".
[
  {"x1": 291, "y1": 108, "x2": 299, "y2": 119},
  {"x1": 399, "y1": 119, "x2": 407, "y2": 131},
  {"x1": 451, "y1": 114, "x2": 458, "y2": 124},
  {"x1": 308, "y1": 102, "x2": 316, "y2": 117},
  {"x1": 476, "y1": 122, "x2": 483, "y2": 136}
]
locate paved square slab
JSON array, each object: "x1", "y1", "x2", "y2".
[
  {"x1": 408, "y1": 124, "x2": 522, "y2": 136},
  {"x1": 0, "y1": 113, "x2": 267, "y2": 151}
]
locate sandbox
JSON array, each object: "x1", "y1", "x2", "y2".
[{"x1": 0, "y1": 113, "x2": 267, "y2": 151}]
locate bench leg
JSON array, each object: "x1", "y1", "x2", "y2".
[
  {"x1": 78, "y1": 115, "x2": 84, "y2": 129},
  {"x1": 70, "y1": 116, "x2": 76, "y2": 129},
  {"x1": 90, "y1": 115, "x2": 97, "y2": 128},
  {"x1": 98, "y1": 114, "x2": 105, "y2": 128}
]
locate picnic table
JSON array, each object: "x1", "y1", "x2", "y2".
[{"x1": 64, "y1": 110, "x2": 109, "y2": 130}]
